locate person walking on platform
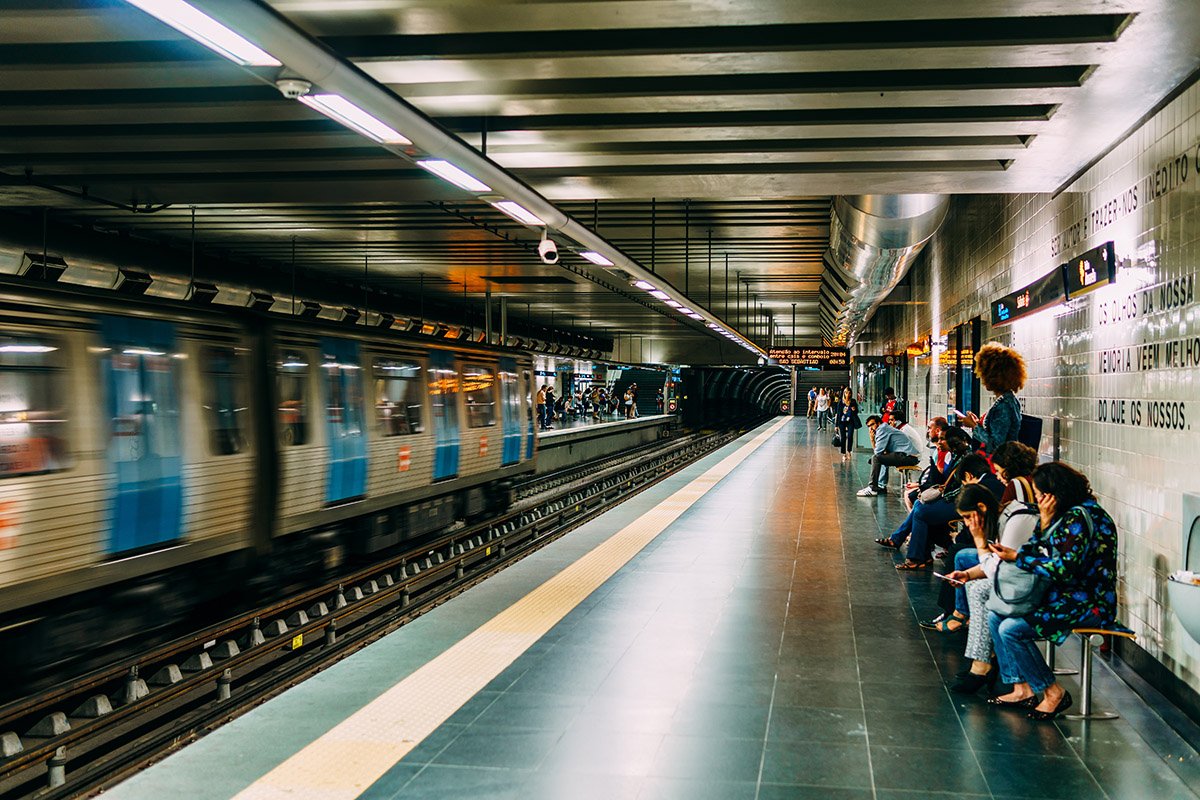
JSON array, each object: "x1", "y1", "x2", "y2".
[
  {"x1": 835, "y1": 387, "x2": 860, "y2": 461},
  {"x1": 815, "y1": 388, "x2": 831, "y2": 430},
  {"x1": 656, "y1": 387, "x2": 664, "y2": 414},
  {"x1": 808, "y1": 387, "x2": 818, "y2": 417},
  {"x1": 857, "y1": 411, "x2": 920, "y2": 496},
  {"x1": 957, "y1": 343, "x2": 1027, "y2": 455}
]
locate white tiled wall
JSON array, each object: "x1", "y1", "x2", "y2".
[{"x1": 869, "y1": 80, "x2": 1200, "y2": 694}]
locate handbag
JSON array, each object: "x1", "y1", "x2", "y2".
[
  {"x1": 831, "y1": 433, "x2": 842, "y2": 448},
  {"x1": 986, "y1": 561, "x2": 1048, "y2": 617}
]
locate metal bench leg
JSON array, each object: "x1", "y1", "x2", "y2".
[
  {"x1": 1044, "y1": 639, "x2": 1078, "y2": 675},
  {"x1": 1065, "y1": 633, "x2": 1119, "y2": 720}
]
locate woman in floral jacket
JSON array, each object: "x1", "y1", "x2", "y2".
[{"x1": 981, "y1": 462, "x2": 1124, "y2": 720}]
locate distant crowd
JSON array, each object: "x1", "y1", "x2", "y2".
[{"x1": 534, "y1": 383, "x2": 664, "y2": 430}]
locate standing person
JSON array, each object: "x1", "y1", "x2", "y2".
[
  {"x1": 835, "y1": 387, "x2": 860, "y2": 461},
  {"x1": 815, "y1": 388, "x2": 831, "y2": 431},
  {"x1": 808, "y1": 387, "x2": 818, "y2": 417},
  {"x1": 880, "y1": 387, "x2": 900, "y2": 424},
  {"x1": 630, "y1": 383, "x2": 640, "y2": 418},
  {"x1": 857, "y1": 411, "x2": 921, "y2": 497},
  {"x1": 535, "y1": 385, "x2": 548, "y2": 430},
  {"x1": 958, "y1": 343, "x2": 1027, "y2": 455},
  {"x1": 544, "y1": 385, "x2": 556, "y2": 429},
  {"x1": 656, "y1": 388, "x2": 665, "y2": 414}
]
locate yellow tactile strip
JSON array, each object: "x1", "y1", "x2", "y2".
[{"x1": 233, "y1": 417, "x2": 793, "y2": 800}]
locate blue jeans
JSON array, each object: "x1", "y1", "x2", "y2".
[
  {"x1": 989, "y1": 613, "x2": 1055, "y2": 692},
  {"x1": 905, "y1": 499, "x2": 960, "y2": 561},
  {"x1": 888, "y1": 505, "x2": 917, "y2": 546},
  {"x1": 953, "y1": 549, "x2": 980, "y2": 616}
]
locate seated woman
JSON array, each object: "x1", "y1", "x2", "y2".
[
  {"x1": 889, "y1": 452, "x2": 1000, "y2": 570},
  {"x1": 922, "y1": 441, "x2": 1038, "y2": 634},
  {"x1": 875, "y1": 426, "x2": 972, "y2": 554},
  {"x1": 949, "y1": 462, "x2": 1124, "y2": 719}
]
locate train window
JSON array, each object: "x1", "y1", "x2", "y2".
[
  {"x1": 277, "y1": 352, "x2": 309, "y2": 446},
  {"x1": 462, "y1": 364, "x2": 497, "y2": 428},
  {"x1": 500, "y1": 368, "x2": 520, "y2": 422},
  {"x1": 323, "y1": 352, "x2": 364, "y2": 435},
  {"x1": 202, "y1": 346, "x2": 248, "y2": 456},
  {"x1": 105, "y1": 345, "x2": 182, "y2": 462},
  {"x1": 0, "y1": 337, "x2": 70, "y2": 477},
  {"x1": 374, "y1": 358, "x2": 423, "y2": 436}
]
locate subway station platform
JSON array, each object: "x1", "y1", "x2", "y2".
[{"x1": 104, "y1": 418, "x2": 1200, "y2": 800}]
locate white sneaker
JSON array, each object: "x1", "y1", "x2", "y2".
[{"x1": 856, "y1": 486, "x2": 879, "y2": 497}]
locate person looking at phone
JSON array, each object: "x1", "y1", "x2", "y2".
[
  {"x1": 946, "y1": 462, "x2": 1125, "y2": 719},
  {"x1": 876, "y1": 427, "x2": 973, "y2": 550},
  {"x1": 956, "y1": 343, "x2": 1026, "y2": 454}
]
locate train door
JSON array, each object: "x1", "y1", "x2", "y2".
[
  {"x1": 522, "y1": 368, "x2": 536, "y2": 460},
  {"x1": 428, "y1": 349, "x2": 460, "y2": 480},
  {"x1": 498, "y1": 357, "x2": 522, "y2": 466},
  {"x1": 99, "y1": 316, "x2": 184, "y2": 554},
  {"x1": 320, "y1": 338, "x2": 367, "y2": 504}
]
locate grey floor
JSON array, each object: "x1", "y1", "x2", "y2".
[{"x1": 359, "y1": 419, "x2": 1200, "y2": 800}]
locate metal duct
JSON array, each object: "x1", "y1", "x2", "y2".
[{"x1": 822, "y1": 194, "x2": 949, "y2": 346}]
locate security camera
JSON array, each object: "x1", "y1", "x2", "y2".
[
  {"x1": 275, "y1": 78, "x2": 312, "y2": 99},
  {"x1": 537, "y1": 231, "x2": 559, "y2": 265}
]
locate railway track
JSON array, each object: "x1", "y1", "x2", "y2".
[{"x1": 0, "y1": 421, "x2": 754, "y2": 800}]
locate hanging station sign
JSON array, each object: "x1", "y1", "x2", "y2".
[
  {"x1": 1064, "y1": 241, "x2": 1117, "y2": 299},
  {"x1": 767, "y1": 346, "x2": 850, "y2": 368},
  {"x1": 992, "y1": 241, "x2": 1118, "y2": 326},
  {"x1": 991, "y1": 265, "x2": 1068, "y2": 326}
]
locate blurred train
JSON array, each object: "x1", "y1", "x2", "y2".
[{"x1": 0, "y1": 277, "x2": 537, "y2": 677}]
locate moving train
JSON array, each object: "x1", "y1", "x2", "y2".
[{"x1": 0, "y1": 276, "x2": 537, "y2": 675}]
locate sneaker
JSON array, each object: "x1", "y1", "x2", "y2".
[{"x1": 856, "y1": 486, "x2": 879, "y2": 497}]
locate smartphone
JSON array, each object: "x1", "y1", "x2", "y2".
[{"x1": 933, "y1": 572, "x2": 964, "y2": 586}]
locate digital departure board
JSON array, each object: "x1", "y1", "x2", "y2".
[
  {"x1": 767, "y1": 346, "x2": 850, "y2": 368},
  {"x1": 991, "y1": 266, "x2": 1067, "y2": 327},
  {"x1": 1064, "y1": 241, "x2": 1116, "y2": 299}
]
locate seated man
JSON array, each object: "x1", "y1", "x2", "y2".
[{"x1": 857, "y1": 411, "x2": 921, "y2": 497}]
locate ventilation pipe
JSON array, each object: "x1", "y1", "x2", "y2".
[{"x1": 820, "y1": 194, "x2": 949, "y2": 346}]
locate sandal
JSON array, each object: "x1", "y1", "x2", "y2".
[
  {"x1": 895, "y1": 559, "x2": 932, "y2": 570},
  {"x1": 874, "y1": 537, "x2": 900, "y2": 549},
  {"x1": 933, "y1": 616, "x2": 968, "y2": 633}
]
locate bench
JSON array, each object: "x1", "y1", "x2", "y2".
[{"x1": 1043, "y1": 628, "x2": 1137, "y2": 720}]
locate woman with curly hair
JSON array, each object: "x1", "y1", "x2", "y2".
[{"x1": 960, "y1": 342, "x2": 1026, "y2": 454}]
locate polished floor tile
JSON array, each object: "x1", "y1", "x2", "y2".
[{"x1": 365, "y1": 420, "x2": 1200, "y2": 800}]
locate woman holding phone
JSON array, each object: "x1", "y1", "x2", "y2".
[
  {"x1": 947, "y1": 462, "x2": 1124, "y2": 719},
  {"x1": 957, "y1": 343, "x2": 1026, "y2": 454}
]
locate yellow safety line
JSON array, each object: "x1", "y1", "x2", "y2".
[{"x1": 234, "y1": 416, "x2": 793, "y2": 800}]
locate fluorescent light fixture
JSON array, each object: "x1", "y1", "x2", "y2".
[
  {"x1": 281, "y1": 360, "x2": 308, "y2": 368},
  {"x1": 417, "y1": 160, "x2": 491, "y2": 193},
  {"x1": 687, "y1": 313, "x2": 704, "y2": 320},
  {"x1": 490, "y1": 200, "x2": 544, "y2": 226},
  {"x1": 124, "y1": 0, "x2": 281, "y2": 66},
  {"x1": 123, "y1": 348, "x2": 166, "y2": 357},
  {"x1": 649, "y1": 290, "x2": 671, "y2": 300},
  {"x1": 633, "y1": 280, "x2": 657, "y2": 291},
  {"x1": 297, "y1": 94, "x2": 410, "y2": 145},
  {"x1": 664, "y1": 300, "x2": 683, "y2": 308},
  {"x1": 676, "y1": 307, "x2": 694, "y2": 314},
  {"x1": 579, "y1": 251, "x2": 614, "y2": 267},
  {"x1": 0, "y1": 344, "x2": 57, "y2": 354},
  {"x1": 707, "y1": 323, "x2": 721, "y2": 329}
]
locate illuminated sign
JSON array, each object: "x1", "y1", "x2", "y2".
[
  {"x1": 1064, "y1": 241, "x2": 1116, "y2": 299},
  {"x1": 767, "y1": 346, "x2": 850, "y2": 368},
  {"x1": 991, "y1": 266, "x2": 1067, "y2": 327},
  {"x1": 905, "y1": 338, "x2": 931, "y2": 358}
]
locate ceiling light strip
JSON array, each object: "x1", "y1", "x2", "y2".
[{"x1": 124, "y1": 0, "x2": 281, "y2": 66}]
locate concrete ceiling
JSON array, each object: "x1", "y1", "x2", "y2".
[{"x1": 0, "y1": 0, "x2": 1197, "y2": 363}]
